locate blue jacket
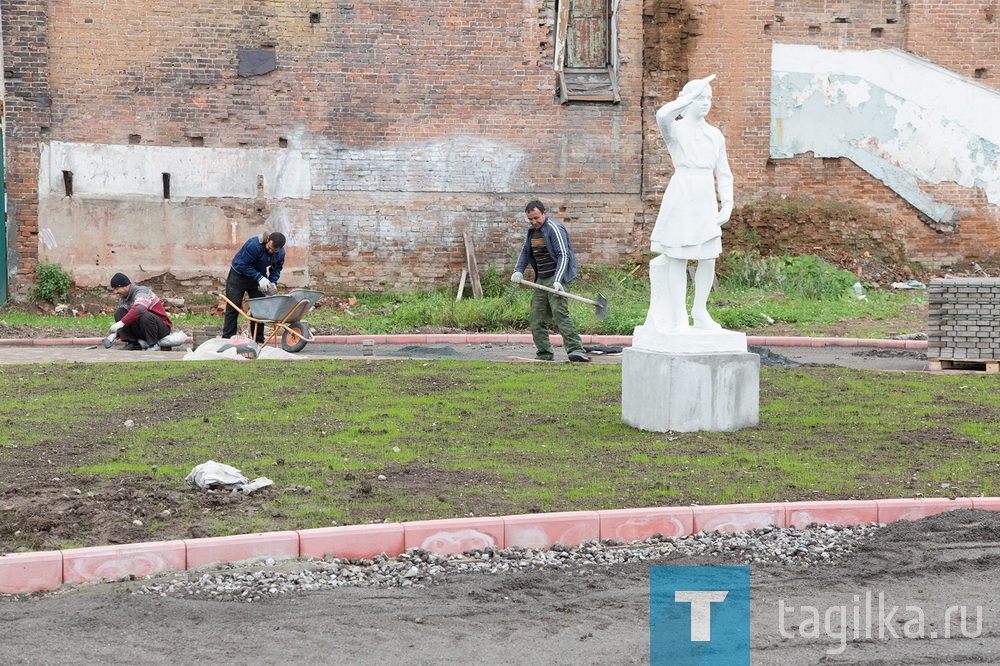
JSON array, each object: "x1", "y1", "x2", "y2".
[
  {"x1": 514, "y1": 217, "x2": 578, "y2": 284},
  {"x1": 231, "y1": 236, "x2": 285, "y2": 284}
]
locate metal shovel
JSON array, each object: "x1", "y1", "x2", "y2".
[{"x1": 518, "y1": 278, "x2": 608, "y2": 321}]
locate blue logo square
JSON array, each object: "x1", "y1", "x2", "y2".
[{"x1": 650, "y1": 566, "x2": 750, "y2": 665}]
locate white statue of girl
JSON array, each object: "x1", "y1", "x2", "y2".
[{"x1": 645, "y1": 74, "x2": 734, "y2": 333}]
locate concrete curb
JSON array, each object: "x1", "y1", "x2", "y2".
[
  {"x1": 0, "y1": 334, "x2": 929, "y2": 349},
  {"x1": 0, "y1": 497, "x2": 977, "y2": 594}
]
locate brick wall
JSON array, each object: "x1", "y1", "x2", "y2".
[
  {"x1": 705, "y1": 0, "x2": 1000, "y2": 271},
  {"x1": 5, "y1": 0, "x2": 1000, "y2": 296},
  {"x1": 4, "y1": 0, "x2": 647, "y2": 294},
  {"x1": 2, "y1": 2, "x2": 51, "y2": 294}
]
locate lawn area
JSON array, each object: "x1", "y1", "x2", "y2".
[{"x1": 0, "y1": 359, "x2": 996, "y2": 551}]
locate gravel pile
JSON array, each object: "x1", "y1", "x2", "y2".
[{"x1": 134, "y1": 523, "x2": 883, "y2": 602}]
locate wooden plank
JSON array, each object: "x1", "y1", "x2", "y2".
[
  {"x1": 555, "y1": 0, "x2": 570, "y2": 72},
  {"x1": 463, "y1": 231, "x2": 483, "y2": 299},
  {"x1": 455, "y1": 268, "x2": 467, "y2": 302},
  {"x1": 928, "y1": 358, "x2": 1000, "y2": 373}
]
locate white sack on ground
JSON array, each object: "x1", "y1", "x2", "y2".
[{"x1": 185, "y1": 461, "x2": 274, "y2": 495}]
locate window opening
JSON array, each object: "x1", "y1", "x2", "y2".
[{"x1": 554, "y1": 0, "x2": 620, "y2": 104}]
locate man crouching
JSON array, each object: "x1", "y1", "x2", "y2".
[{"x1": 108, "y1": 273, "x2": 173, "y2": 351}]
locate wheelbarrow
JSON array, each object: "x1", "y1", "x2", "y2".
[{"x1": 212, "y1": 288, "x2": 322, "y2": 353}]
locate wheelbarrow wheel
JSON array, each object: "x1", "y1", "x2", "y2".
[{"x1": 280, "y1": 322, "x2": 310, "y2": 353}]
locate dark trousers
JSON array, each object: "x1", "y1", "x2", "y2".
[
  {"x1": 529, "y1": 275, "x2": 584, "y2": 359},
  {"x1": 114, "y1": 307, "x2": 170, "y2": 346},
  {"x1": 222, "y1": 269, "x2": 266, "y2": 342}
]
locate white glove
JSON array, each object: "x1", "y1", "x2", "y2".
[
  {"x1": 553, "y1": 281, "x2": 564, "y2": 293},
  {"x1": 258, "y1": 276, "x2": 271, "y2": 294},
  {"x1": 109, "y1": 321, "x2": 124, "y2": 334},
  {"x1": 510, "y1": 271, "x2": 523, "y2": 284},
  {"x1": 266, "y1": 281, "x2": 278, "y2": 295}
]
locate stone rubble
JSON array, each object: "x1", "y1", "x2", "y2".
[{"x1": 133, "y1": 523, "x2": 883, "y2": 603}]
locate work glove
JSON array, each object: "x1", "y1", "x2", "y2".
[
  {"x1": 258, "y1": 276, "x2": 272, "y2": 294},
  {"x1": 510, "y1": 271, "x2": 523, "y2": 284},
  {"x1": 265, "y1": 281, "x2": 278, "y2": 295},
  {"x1": 553, "y1": 281, "x2": 564, "y2": 293},
  {"x1": 109, "y1": 321, "x2": 124, "y2": 334}
]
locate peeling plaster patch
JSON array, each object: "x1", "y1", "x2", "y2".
[
  {"x1": 771, "y1": 44, "x2": 1000, "y2": 226},
  {"x1": 39, "y1": 228, "x2": 57, "y2": 250},
  {"x1": 39, "y1": 142, "x2": 311, "y2": 201},
  {"x1": 308, "y1": 136, "x2": 526, "y2": 193}
]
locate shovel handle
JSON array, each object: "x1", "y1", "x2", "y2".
[{"x1": 518, "y1": 278, "x2": 599, "y2": 307}]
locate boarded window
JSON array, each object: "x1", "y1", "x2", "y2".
[{"x1": 554, "y1": 0, "x2": 620, "y2": 103}]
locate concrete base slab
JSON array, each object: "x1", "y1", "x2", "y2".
[
  {"x1": 622, "y1": 347, "x2": 760, "y2": 432},
  {"x1": 631, "y1": 324, "x2": 747, "y2": 354}
]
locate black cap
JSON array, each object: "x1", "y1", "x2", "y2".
[{"x1": 110, "y1": 273, "x2": 131, "y2": 288}]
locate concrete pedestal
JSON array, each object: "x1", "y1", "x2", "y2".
[{"x1": 622, "y1": 326, "x2": 760, "y2": 432}]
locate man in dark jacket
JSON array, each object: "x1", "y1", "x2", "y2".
[
  {"x1": 108, "y1": 273, "x2": 173, "y2": 351},
  {"x1": 510, "y1": 201, "x2": 590, "y2": 362},
  {"x1": 222, "y1": 231, "x2": 286, "y2": 343}
]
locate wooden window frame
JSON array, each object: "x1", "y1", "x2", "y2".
[{"x1": 554, "y1": 0, "x2": 621, "y2": 104}]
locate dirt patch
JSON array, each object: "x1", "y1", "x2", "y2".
[
  {"x1": 853, "y1": 348, "x2": 927, "y2": 360},
  {"x1": 725, "y1": 197, "x2": 920, "y2": 284}
]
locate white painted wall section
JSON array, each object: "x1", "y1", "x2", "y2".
[
  {"x1": 771, "y1": 44, "x2": 1000, "y2": 227},
  {"x1": 304, "y1": 135, "x2": 527, "y2": 192},
  {"x1": 40, "y1": 142, "x2": 312, "y2": 200}
]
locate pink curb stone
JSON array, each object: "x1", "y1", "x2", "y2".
[
  {"x1": 0, "y1": 339, "x2": 21, "y2": 346},
  {"x1": 876, "y1": 498, "x2": 974, "y2": 523},
  {"x1": 762, "y1": 337, "x2": 800, "y2": 347},
  {"x1": 389, "y1": 334, "x2": 427, "y2": 344},
  {"x1": 467, "y1": 334, "x2": 503, "y2": 344},
  {"x1": 785, "y1": 501, "x2": 879, "y2": 529},
  {"x1": 298, "y1": 524, "x2": 406, "y2": 560},
  {"x1": 426, "y1": 334, "x2": 466, "y2": 344},
  {"x1": 33, "y1": 338, "x2": 77, "y2": 346},
  {"x1": 0, "y1": 551, "x2": 63, "y2": 594},
  {"x1": 62, "y1": 541, "x2": 186, "y2": 584},
  {"x1": 184, "y1": 531, "x2": 300, "y2": 568},
  {"x1": 313, "y1": 335, "x2": 350, "y2": 344},
  {"x1": 970, "y1": 497, "x2": 1000, "y2": 511},
  {"x1": 403, "y1": 518, "x2": 504, "y2": 554},
  {"x1": 503, "y1": 511, "x2": 600, "y2": 549},
  {"x1": 904, "y1": 340, "x2": 928, "y2": 349},
  {"x1": 507, "y1": 334, "x2": 535, "y2": 344},
  {"x1": 598, "y1": 507, "x2": 694, "y2": 542},
  {"x1": 600, "y1": 335, "x2": 633, "y2": 346},
  {"x1": 344, "y1": 335, "x2": 388, "y2": 344},
  {"x1": 692, "y1": 503, "x2": 787, "y2": 533}
]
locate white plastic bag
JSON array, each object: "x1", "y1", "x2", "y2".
[{"x1": 185, "y1": 460, "x2": 248, "y2": 490}]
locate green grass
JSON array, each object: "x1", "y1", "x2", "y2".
[
  {"x1": 1, "y1": 257, "x2": 929, "y2": 339},
  {"x1": 1, "y1": 360, "x2": 997, "y2": 549}
]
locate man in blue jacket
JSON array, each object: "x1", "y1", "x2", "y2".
[
  {"x1": 222, "y1": 231, "x2": 286, "y2": 343},
  {"x1": 510, "y1": 201, "x2": 590, "y2": 362}
]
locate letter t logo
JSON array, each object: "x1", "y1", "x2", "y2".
[{"x1": 674, "y1": 591, "x2": 729, "y2": 641}]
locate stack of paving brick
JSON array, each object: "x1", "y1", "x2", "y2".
[{"x1": 927, "y1": 278, "x2": 1000, "y2": 371}]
